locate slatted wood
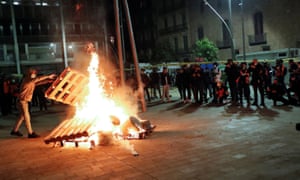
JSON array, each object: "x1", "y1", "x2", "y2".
[{"x1": 45, "y1": 67, "x2": 89, "y2": 106}]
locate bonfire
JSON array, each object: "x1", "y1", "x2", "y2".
[{"x1": 44, "y1": 49, "x2": 155, "y2": 155}]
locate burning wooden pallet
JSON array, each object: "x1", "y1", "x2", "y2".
[
  {"x1": 45, "y1": 67, "x2": 89, "y2": 106},
  {"x1": 44, "y1": 119, "x2": 95, "y2": 147},
  {"x1": 44, "y1": 67, "x2": 96, "y2": 147},
  {"x1": 44, "y1": 67, "x2": 151, "y2": 148}
]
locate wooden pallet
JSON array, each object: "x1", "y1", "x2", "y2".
[
  {"x1": 44, "y1": 118, "x2": 95, "y2": 145},
  {"x1": 45, "y1": 67, "x2": 89, "y2": 106}
]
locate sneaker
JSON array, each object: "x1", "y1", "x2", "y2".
[
  {"x1": 10, "y1": 130, "x2": 23, "y2": 137},
  {"x1": 28, "y1": 132, "x2": 40, "y2": 138}
]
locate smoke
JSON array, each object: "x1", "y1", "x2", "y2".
[
  {"x1": 71, "y1": 49, "x2": 139, "y2": 116},
  {"x1": 71, "y1": 51, "x2": 91, "y2": 75},
  {"x1": 111, "y1": 85, "x2": 139, "y2": 116}
]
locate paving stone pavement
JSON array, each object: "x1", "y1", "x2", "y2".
[{"x1": 0, "y1": 91, "x2": 300, "y2": 180}]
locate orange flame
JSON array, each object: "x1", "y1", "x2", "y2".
[{"x1": 72, "y1": 52, "x2": 131, "y2": 146}]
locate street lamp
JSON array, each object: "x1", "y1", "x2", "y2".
[
  {"x1": 239, "y1": 0, "x2": 246, "y2": 61},
  {"x1": 204, "y1": 0, "x2": 235, "y2": 60}
]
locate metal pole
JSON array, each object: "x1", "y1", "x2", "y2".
[
  {"x1": 240, "y1": 0, "x2": 246, "y2": 61},
  {"x1": 10, "y1": 0, "x2": 21, "y2": 74},
  {"x1": 120, "y1": 4, "x2": 127, "y2": 65},
  {"x1": 59, "y1": 0, "x2": 68, "y2": 68},
  {"x1": 204, "y1": 0, "x2": 235, "y2": 60},
  {"x1": 122, "y1": 0, "x2": 146, "y2": 112},
  {"x1": 113, "y1": 0, "x2": 125, "y2": 86},
  {"x1": 228, "y1": 0, "x2": 232, "y2": 33}
]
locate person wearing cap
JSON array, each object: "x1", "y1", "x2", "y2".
[{"x1": 10, "y1": 68, "x2": 56, "y2": 138}]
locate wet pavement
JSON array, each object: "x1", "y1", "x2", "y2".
[{"x1": 0, "y1": 90, "x2": 300, "y2": 180}]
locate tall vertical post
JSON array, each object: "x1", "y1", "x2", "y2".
[
  {"x1": 119, "y1": 4, "x2": 127, "y2": 65},
  {"x1": 228, "y1": 0, "x2": 235, "y2": 60},
  {"x1": 122, "y1": 0, "x2": 146, "y2": 112},
  {"x1": 10, "y1": 0, "x2": 21, "y2": 74},
  {"x1": 241, "y1": 0, "x2": 246, "y2": 61},
  {"x1": 113, "y1": 0, "x2": 125, "y2": 86},
  {"x1": 59, "y1": 0, "x2": 68, "y2": 68}
]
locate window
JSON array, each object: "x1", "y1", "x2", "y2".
[
  {"x1": 0, "y1": 5, "x2": 3, "y2": 18},
  {"x1": 0, "y1": 25, "x2": 3, "y2": 35},
  {"x1": 31, "y1": 23, "x2": 40, "y2": 35},
  {"x1": 40, "y1": 23, "x2": 49, "y2": 35},
  {"x1": 74, "y1": 24, "x2": 81, "y2": 34},
  {"x1": 164, "y1": 18, "x2": 168, "y2": 28},
  {"x1": 162, "y1": 0, "x2": 166, "y2": 10},
  {"x1": 34, "y1": 6, "x2": 42, "y2": 18},
  {"x1": 198, "y1": 27, "x2": 204, "y2": 40},
  {"x1": 66, "y1": 24, "x2": 74, "y2": 34},
  {"x1": 254, "y1": 12, "x2": 263, "y2": 35},
  {"x1": 3, "y1": 22, "x2": 11, "y2": 35},
  {"x1": 173, "y1": 15, "x2": 176, "y2": 27},
  {"x1": 2, "y1": 5, "x2": 10, "y2": 18},
  {"x1": 170, "y1": 0, "x2": 175, "y2": 8},
  {"x1": 22, "y1": 22, "x2": 30, "y2": 35},
  {"x1": 14, "y1": 6, "x2": 23, "y2": 18},
  {"x1": 49, "y1": 24, "x2": 57, "y2": 33},
  {"x1": 24, "y1": 6, "x2": 34, "y2": 18},
  {"x1": 174, "y1": 37, "x2": 178, "y2": 52},
  {"x1": 183, "y1": 35, "x2": 188, "y2": 51},
  {"x1": 16, "y1": 22, "x2": 22, "y2": 35},
  {"x1": 181, "y1": 13, "x2": 186, "y2": 24}
]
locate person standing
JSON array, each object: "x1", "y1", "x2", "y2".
[
  {"x1": 140, "y1": 68, "x2": 151, "y2": 102},
  {"x1": 191, "y1": 65, "x2": 204, "y2": 104},
  {"x1": 237, "y1": 62, "x2": 251, "y2": 106},
  {"x1": 274, "y1": 59, "x2": 287, "y2": 89},
  {"x1": 249, "y1": 59, "x2": 266, "y2": 106},
  {"x1": 224, "y1": 59, "x2": 240, "y2": 105},
  {"x1": 149, "y1": 67, "x2": 161, "y2": 99},
  {"x1": 161, "y1": 67, "x2": 171, "y2": 102},
  {"x1": 212, "y1": 62, "x2": 222, "y2": 103},
  {"x1": 182, "y1": 65, "x2": 192, "y2": 103},
  {"x1": 10, "y1": 68, "x2": 56, "y2": 138},
  {"x1": 175, "y1": 68, "x2": 184, "y2": 101}
]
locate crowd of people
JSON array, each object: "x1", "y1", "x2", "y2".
[
  {"x1": 1, "y1": 58, "x2": 300, "y2": 138},
  {"x1": 139, "y1": 58, "x2": 300, "y2": 107}
]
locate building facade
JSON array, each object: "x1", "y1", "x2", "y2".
[
  {"x1": 151, "y1": 0, "x2": 300, "y2": 62},
  {"x1": 0, "y1": 0, "x2": 112, "y2": 74}
]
